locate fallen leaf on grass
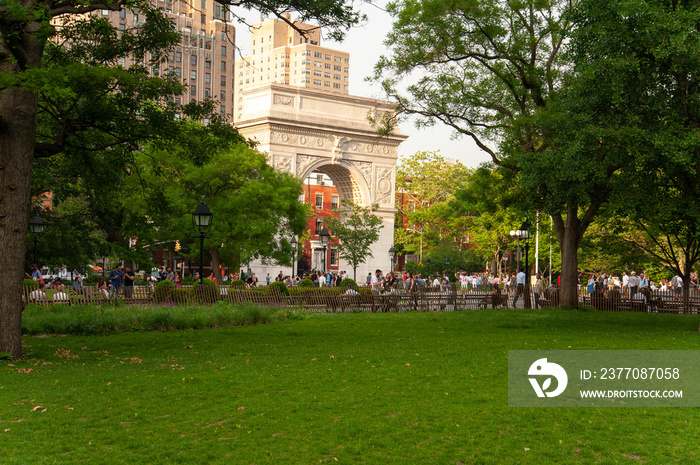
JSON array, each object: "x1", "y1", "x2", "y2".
[
  {"x1": 621, "y1": 454, "x2": 646, "y2": 462},
  {"x1": 311, "y1": 358, "x2": 318, "y2": 361},
  {"x1": 184, "y1": 345, "x2": 194, "y2": 349},
  {"x1": 17, "y1": 369, "x2": 35, "y2": 374},
  {"x1": 237, "y1": 407, "x2": 245, "y2": 411},
  {"x1": 3, "y1": 429, "x2": 9, "y2": 433},
  {"x1": 30, "y1": 406, "x2": 45, "y2": 412},
  {"x1": 405, "y1": 363, "x2": 411, "y2": 367},
  {"x1": 524, "y1": 448, "x2": 530, "y2": 452}
]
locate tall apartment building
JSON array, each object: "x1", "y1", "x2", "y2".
[
  {"x1": 234, "y1": 16, "x2": 350, "y2": 122},
  {"x1": 97, "y1": 0, "x2": 236, "y2": 116}
]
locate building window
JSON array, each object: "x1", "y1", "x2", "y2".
[
  {"x1": 220, "y1": 90, "x2": 226, "y2": 100},
  {"x1": 174, "y1": 67, "x2": 181, "y2": 78},
  {"x1": 334, "y1": 65, "x2": 342, "y2": 71},
  {"x1": 221, "y1": 46, "x2": 227, "y2": 56},
  {"x1": 220, "y1": 76, "x2": 226, "y2": 87},
  {"x1": 314, "y1": 61, "x2": 322, "y2": 67},
  {"x1": 314, "y1": 52, "x2": 322, "y2": 58},
  {"x1": 334, "y1": 56, "x2": 342, "y2": 62},
  {"x1": 334, "y1": 75, "x2": 341, "y2": 80},
  {"x1": 331, "y1": 195, "x2": 339, "y2": 209},
  {"x1": 313, "y1": 79, "x2": 321, "y2": 85},
  {"x1": 102, "y1": 9, "x2": 109, "y2": 15},
  {"x1": 221, "y1": 61, "x2": 226, "y2": 71},
  {"x1": 314, "y1": 70, "x2": 321, "y2": 77},
  {"x1": 330, "y1": 247, "x2": 338, "y2": 266},
  {"x1": 175, "y1": 52, "x2": 182, "y2": 62},
  {"x1": 133, "y1": 14, "x2": 138, "y2": 22},
  {"x1": 205, "y1": 88, "x2": 210, "y2": 98},
  {"x1": 333, "y1": 83, "x2": 341, "y2": 89},
  {"x1": 201, "y1": 14, "x2": 205, "y2": 24},
  {"x1": 118, "y1": 57, "x2": 126, "y2": 67},
  {"x1": 119, "y1": 8, "x2": 126, "y2": 19},
  {"x1": 325, "y1": 54, "x2": 331, "y2": 60},
  {"x1": 191, "y1": 54, "x2": 197, "y2": 66},
  {"x1": 190, "y1": 70, "x2": 196, "y2": 81},
  {"x1": 324, "y1": 81, "x2": 330, "y2": 87},
  {"x1": 190, "y1": 85, "x2": 196, "y2": 95},
  {"x1": 118, "y1": 24, "x2": 125, "y2": 34},
  {"x1": 220, "y1": 105, "x2": 226, "y2": 115},
  {"x1": 315, "y1": 194, "x2": 323, "y2": 210},
  {"x1": 205, "y1": 59, "x2": 211, "y2": 69},
  {"x1": 325, "y1": 63, "x2": 331, "y2": 69},
  {"x1": 201, "y1": 0, "x2": 206, "y2": 8},
  {"x1": 205, "y1": 73, "x2": 211, "y2": 83},
  {"x1": 315, "y1": 218, "x2": 324, "y2": 235}
]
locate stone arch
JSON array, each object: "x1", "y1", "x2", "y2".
[{"x1": 300, "y1": 160, "x2": 370, "y2": 206}]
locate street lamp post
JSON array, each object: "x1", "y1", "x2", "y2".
[
  {"x1": 514, "y1": 220, "x2": 532, "y2": 308},
  {"x1": 319, "y1": 226, "x2": 330, "y2": 273},
  {"x1": 291, "y1": 236, "x2": 298, "y2": 278},
  {"x1": 426, "y1": 258, "x2": 431, "y2": 278},
  {"x1": 192, "y1": 200, "x2": 213, "y2": 290},
  {"x1": 29, "y1": 214, "x2": 44, "y2": 265},
  {"x1": 388, "y1": 246, "x2": 396, "y2": 273},
  {"x1": 445, "y1": 256, "x2": 451, "y2": 279}
]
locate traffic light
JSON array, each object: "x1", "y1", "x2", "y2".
[{"x1": 175, "y1": 240, "x2": 181, "y2": 252}]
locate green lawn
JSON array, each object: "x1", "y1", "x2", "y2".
[{"x1": 1, "y1": 308, "x2": 699, "y2": 464}]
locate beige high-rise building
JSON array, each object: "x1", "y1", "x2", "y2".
[
  {"x1": 96, "y1": 0, "x2": 236, "y2": 116},
  {"x1": 234, "y1": 16, "x2": 350, "y2": 122}
]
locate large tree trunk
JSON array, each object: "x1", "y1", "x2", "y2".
[
  {"x1": 552, "y1": 206, "x2": 594, "y2": 309},
  {"x1": 0, "y1": 88, "x2": 39, "y2": 360},
  {"x1": 0, "y1": 16, "x2": 46, "y2": 359},
  {"x1": 209, "y1": 247, "x2": 220, "y2": 283}
]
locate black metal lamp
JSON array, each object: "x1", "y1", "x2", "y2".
[
  {"x1": 192, "y1": 201, "x2": 213, "y2": 287},
  {"x1": 319, "y1": 226, "x2": 330, "y2": 272},
  {"x1": 291, "y1": 236, "x2": 298, "y2": 278},
  {"x1": 29, "y1": 214, "x2": 44, "y2": 265}
]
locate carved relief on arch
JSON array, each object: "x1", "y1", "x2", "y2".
[
  {"x1": 375, "y1": 166, "x2": 394, "y2": 205},
  {"x1": 348, "y1": 160, "x2": 372, "y2": 188},
  {"x1": 296, "y1": 155, "x2": 318, "y2": 178},
  {"x1": 274, "y1": 156, "x2": 293, "y2": 174}
]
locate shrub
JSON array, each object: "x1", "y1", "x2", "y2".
[
  {"x1": 229, "y1": 280, "x2": 247, "y2": 287},
  {"x1": 153, "y1": 280, "x2": 175, "y2": 303},
  {"x1": 23, "y1": 279, "x2": 38, "y2": 288},
  {"x1": 299, "y1": 278, "x2": 315, "y2": 288},
  {"x1": 269, "y1": 281, "x2": 290, "y2": 296},
  {"x1": 339, "y1": 278, "x2": 359, "y2": 292}
]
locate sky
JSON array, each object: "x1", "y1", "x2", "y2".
[{"x1": 234, "y1": 2, "x2": 492, "y2": 169}]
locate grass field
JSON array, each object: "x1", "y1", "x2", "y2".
[{"x1": 1, "y1": 308, "x2": 700, "y2": 464}]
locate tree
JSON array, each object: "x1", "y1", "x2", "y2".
[
  {"x1": 1, "y1": 0, "x2": 363, "y2": 359},
  {"x1": 373, "y1": 0, "x2": 639, "y2": 308},
  {"x1": 395, "y1": 151, "x2": 471, "y2": 257},
  {"x1": 131, "y1": 127, "x2": 309, "y2": 277},
  {"x1": 325, "y1": 202, "x2": 383, "y2": 281},
  {"x1": 563, "y1": 0, "x2": 700, "y2": 312}
]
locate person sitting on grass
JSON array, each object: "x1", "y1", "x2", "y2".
[
  {"x1": 52, "y1": 284, "x2": 69, "y2": 304},
  {"x1": 97, "y1": 277, "x2": 109, "y2": 300},
  {"x1": 72, "y1": 276, "x2": 84, "y2": 295},
  {"x1": 29, "y1": 282, "x2": 47, "y2": 302}
]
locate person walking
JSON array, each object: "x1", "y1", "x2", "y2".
[{"x1": 109, "y1": 264, "x2": 123, "y2": 301}]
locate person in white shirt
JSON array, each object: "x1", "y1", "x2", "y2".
[
  {"x1": 512, "y1": 270, "x2": 527, "y2": 307},
  {"x1": 622, "y1": 272, "x2": 630, "y2": 297},
  {"x1": 52, "y1": 284, "x2": 69, "y2": 304},
  {"x1": 318, "y1": 273, "x2": 326, "y2": 288},
  {"x1": 371, "y1": 269, "x2": 383, "y2": 291},
  {"x1": 29, "y1": 283, "x2": 47, "y2": 302}
]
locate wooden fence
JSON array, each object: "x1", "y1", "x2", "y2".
[{"x1": 21, "y1": 283, "x2": 700, "y2": 314}]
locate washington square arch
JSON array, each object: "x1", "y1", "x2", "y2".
[{"x1": 235, "y1": 83, "x2": 408, "y2": 279}]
